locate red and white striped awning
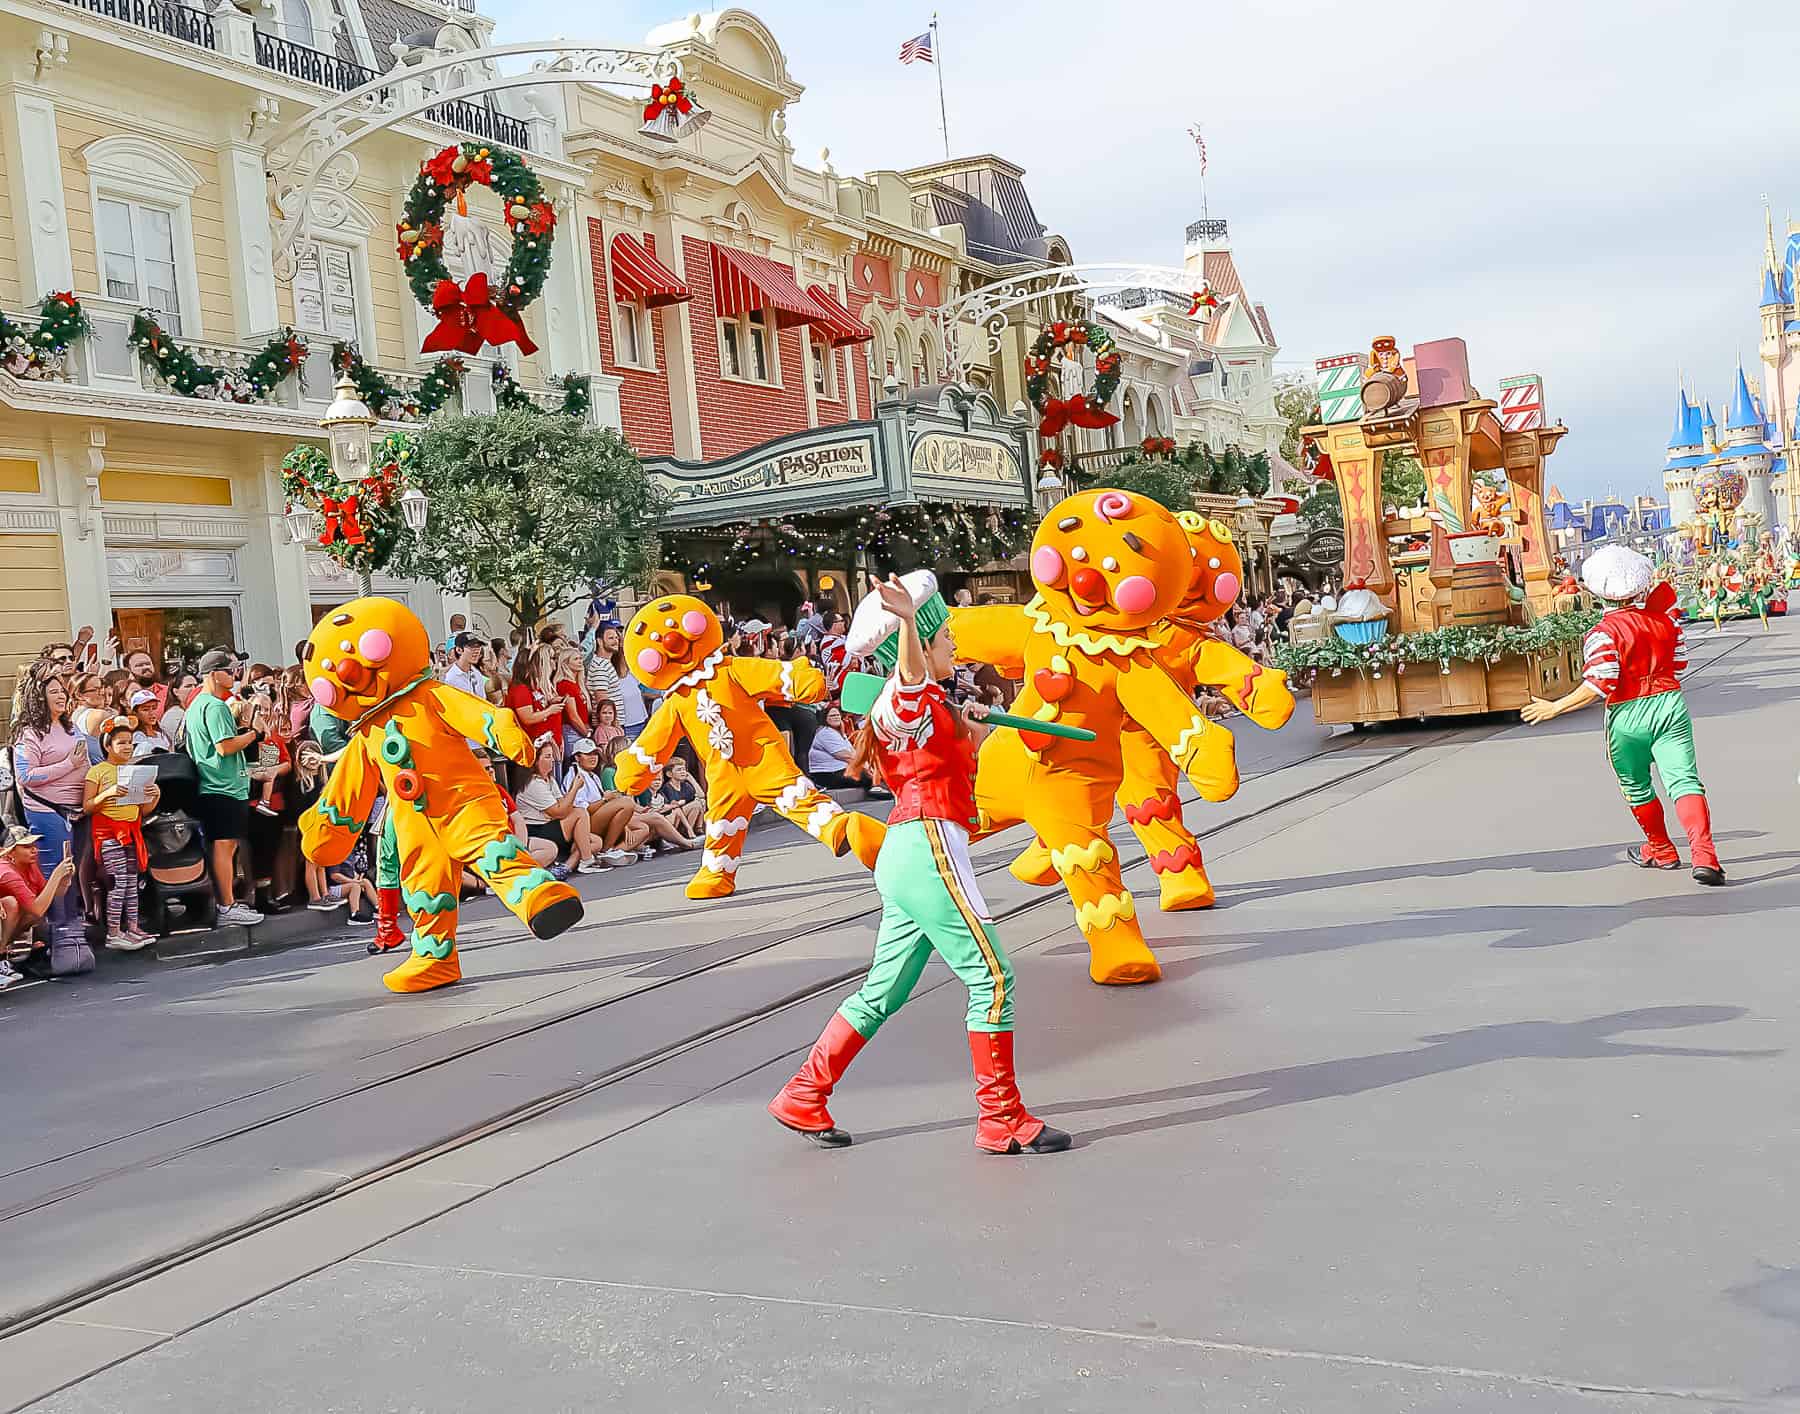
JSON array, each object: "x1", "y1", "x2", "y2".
[
  {"x1": 804, "y1": 285, "x2": 873, "y2": 347},
  {"x1": 610, "y1": 233, "x2": 690, "y2": 308},
  {"x1": 709, "y1": 244, "x2": 818, "y2": 328}
]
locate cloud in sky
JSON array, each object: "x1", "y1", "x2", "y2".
[{"x1": 492, "y1": 0, "x2": 1800, "y2": 500}]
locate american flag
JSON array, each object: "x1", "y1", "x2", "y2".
[
  {"x1": 1188, "y1": 123, "x2": 1207, "y2": 173},
  {"x1": 899, "y1": 29, "x2": 934, "y2": 64}
]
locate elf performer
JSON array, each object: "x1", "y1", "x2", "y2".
[
  {"x1": 1521, "y1": 545, "x2": 1724, "y2": 886},
  {"x1": 768, "y1": 572, "x2": 1071, "y2": 1156}
]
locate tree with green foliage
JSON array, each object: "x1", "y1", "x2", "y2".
[
  {"x1": 1274, "y1": 375, "x2": 1320, "y2": 467},
  {"x1": 1296, "y1": 449, "x2": 1427, "y2": 531},
  {"x1": 1092, "y1": 455, "x2": 1198, "y2": 511},
  {"x1": 390, "y1": 409, "x2": 668, "y2": 633}
]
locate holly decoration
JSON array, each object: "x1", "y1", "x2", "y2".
[
  {"x1": 0, "y1": 291, "x2": 92, "y2": 379},
  {"x1": 1272, "y1": 610, "x2": 1601, "y2": 675},
  {"x1": 398, "y1": 142, "x2": 552, "y2": 357},
  {"x1": 492, "y1": 362, "x2": 594, "y2": 419},
  {"x1": 129, "y1": 311, "x2": 306, "y2": 403},
  {"x1": 332, "y1": 341, "x2": 464, "y2": 422},
  {"x1": 1140, "y1": 436, "x2": 1177, "y2": 458},
  {"x1": 281, "y1": 432, "x2": 414, "y2": 576}
]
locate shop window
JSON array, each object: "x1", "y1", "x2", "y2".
[
  {"x1": 811, "y1": 337, "x2": 836, "y2": 399},
  {"x1": 720, "y1": 308, "x2": 776, "y2": 385},
  {"x1": 615, "y1": 298, "x2": 651, "y2": 368},
  {"x1": 98, "y1": 198, "x2": 183, "y2": 335}
]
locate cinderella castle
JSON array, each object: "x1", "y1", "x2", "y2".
[{"x1": 1662, "y1": 211, "x2": 1800, "y2": 535}]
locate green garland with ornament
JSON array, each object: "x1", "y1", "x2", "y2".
[
  {"x1": 397, "y1": 142, "x2": 553, "y2": 357},
  {"x1": 280, "y1": 431, "x2": 415, "y2": 576},
  {"x1": 491, "y1": 361, "x2": 593, "y2": 418},
  {"x1": 129, "y1": 312, "x2": 307, "y2": 403},
  {"x1": 1273, "y1": 610, "x2": 1601, "y2": 676},
  {"x1": 662, "y1": 501, "x2": 1035, "y2": 580},
  {"x1": 0, "y1": 291, "x2": 91, "y2": 378},
  {"x1": 332, "y1": 341, "x2": 464, "y2": 422}
]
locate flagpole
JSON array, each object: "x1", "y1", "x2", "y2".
[{"x1": 932, "y1": 13, "x2": 950, "y2": 159}]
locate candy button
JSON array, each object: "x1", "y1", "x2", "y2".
[{"x1": 393, "y1": 768, "x2": 424, "y2": 802}]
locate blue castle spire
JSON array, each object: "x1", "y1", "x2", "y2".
[
  {"x1": 1726, "y1": 363, "x2": 1761, "y2": 431},
  {"x1": 1666, "y1": 387, "x2": 1694, "y2": 450},
  {"x1": 1762, "y1": 264, "x2": 1785, "y2": 307}
]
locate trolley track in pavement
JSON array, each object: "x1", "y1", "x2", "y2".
[{"x1": 1, "y1": 632, "x2": 1751, "y2": 1347}]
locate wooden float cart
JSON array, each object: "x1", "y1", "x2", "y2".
[{"x1": 1295, "y1": 336, "x2": 1580, "y2": 726}]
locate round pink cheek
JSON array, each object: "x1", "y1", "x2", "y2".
[
  {"x1": 1114, "y1": 575, "x2": 1159, "y2": 615},
  {"x1": 310, "y1": 678, "x2": 337, "y2": 708},
  {"x1": 1030, "y1": 545, "x2": 1067, "y2": 587},
  {"x1": 356, "y1": 629, "x2": 393, "y2": 664},
  {"x1": 1213, "y1": 571, "x2": 1241, "y2": 605},
  {"x1": 635, "y1": 647, "x2": 665, "y2": 674},
  {"x1": 680, "y1": 609, "x2": 710, "y2": 636}
]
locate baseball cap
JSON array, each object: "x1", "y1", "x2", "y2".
[
  {"x1": 569, "y1": 737, "x2": 598, "y2": 756},
  {"x1": 198, "y1": 648, "x2": 234, "y2": 675},
  {"x1": 2, "y1": 823, "x2": 42, "y2": 850},
  {"x1": 129, "y1": 688, "x2": 159, "y2": 709},
  {"x1": 452, "y1": 631, "x2": 484, "y2": 650}
]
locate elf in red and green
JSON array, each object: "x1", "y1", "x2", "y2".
[
  {"x1": 769, "y1": 572, "x2": 1071, "y2": 1156},
  {"x1": 1522, "y1": 545, "x2": 1723, "y2": 885}
]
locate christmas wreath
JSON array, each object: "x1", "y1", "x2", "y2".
[
  {"x1": 396, "y1": 142, "x2": 554, "y2": 358},
  {"x1": 281, "y1": 432, "x2": 414, "y2": 575},
  {"x1": 1024, "y1": 319, "x2": 1121, "y2": 440}
]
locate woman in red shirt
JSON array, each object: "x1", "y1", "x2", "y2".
[
  {"x1": 553, "y1": 642, "x2": 591, "y2": 757},
  {"x1": 504, "y1": 644, "x2": 564, "y2": 786}
]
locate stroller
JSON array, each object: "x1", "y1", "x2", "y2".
[{"x1": 132, "y1": 751, "x2": 218, "y2": 935}]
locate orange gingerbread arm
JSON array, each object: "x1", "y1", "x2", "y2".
[
  {"x1": 300, "y1": 732, "x2": 378, "y2": 868},
  {"x1": 728, "y1": 655, "x2": 826, "y2": 706},
  {"x1": 423, "y1": 682, "x2": 536, "y2": 766},
  {"x1": 614, "y1": 698, "x2": 682, "y2": 796},
  {"x1": 948, "y1": 605, "x2": 1029, "y2": 677},
  {"x1": 1192, "y1": 641, "x2": 1296, "y2": 730},
  {"x1": 1115, "y1": 657, "x2": 1239, "y2": 801}
]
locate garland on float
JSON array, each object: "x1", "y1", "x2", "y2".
[
  {"x1": 661, "y1": 502, "x2": 1035, "y2": 580},
  {"x1": 0, "y1": 291, "x2": 91, "y2": 378},
  {"x1": 332, "y1": 341, "x2": 465, "y2": 421},
  {"x1": 129, "y1": 312, "x2": 306, "y2": 402},
  {"x1": 280, "y1": 433, "x2": 414, "y2": 575},
  {"x1": 1024, "y1": 319, "x2": 1122, "y2": 441},
  {"x1": 1273, "y1": 610, "x2": 1601, "y2": 675},
  {"x1": 397, "y1": 142, "x2": 553, "y2": 357}
]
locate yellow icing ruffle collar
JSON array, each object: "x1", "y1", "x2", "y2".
[{"x1": 1022, "y1": 597, "x2": 1157, "y2": 657}]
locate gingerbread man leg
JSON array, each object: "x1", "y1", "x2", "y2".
[
  {"x1": 691, "y1": 781, "x2": 754, "y2": 900},
  {"x1": 383, "y1": 824, "x2": 462, "y2": 994},
  {"x1": 1119, "y1": 726, "x2": 1214, "y2": 911},
  {"x1": 764, "y1": 770, "x2": 885, "y2": 868},
  {"x1": 1035, "y1": 812, "x2": 1159, "y2": 986}
]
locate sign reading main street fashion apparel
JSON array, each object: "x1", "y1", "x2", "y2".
[
  {"x1": 908, "y1": 433, "x2": 1023, "y2": 491},
  {"x1": 649, "y1": 427, "x2": 881, "y2": 517}
]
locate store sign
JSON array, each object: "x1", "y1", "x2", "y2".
[
  {"x1": 658, "y1": 432, "x2": 878, "y2": 505},
  {"x1": 909, "y1": 433, "x2": 1022, "y2": 487}
]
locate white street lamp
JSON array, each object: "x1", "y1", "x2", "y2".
[
  {"x1": 400, "y1": 484, "x2": 429, "y2": 533},
  {"x1": 284, "y1": 502, "x2": 320, "y2": 545},
  {"x1": 321, "y1": 374, "x2": 377, "y2": 486}
]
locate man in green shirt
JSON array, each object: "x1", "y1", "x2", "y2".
[{"x1": 187, "y1": 649, "x2": 264, "y2": 927}]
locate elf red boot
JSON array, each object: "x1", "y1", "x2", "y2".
[
  {"x1": 969, "y1": 1031, "x2": 1071, "y2": 1156},
  {"x1": 1627, "y1": 801, "x2": 1681, "y2": 870},
  {"x1": 368, "y1": 887, "x2": 408, "y2": 954},
  {"x1": 1673, "y1": 794, "x2": 1725, "y2": 885},
  {"x1": 769, "y1": 1013, "x2": 867, "y2": 1148}
]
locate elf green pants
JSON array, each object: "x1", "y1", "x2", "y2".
[
  {"x1": 376, "y1": 809, "x2": 400, "y2": 889},
  {"x1": 1606, "y1": 690, "x2": 1703, "y2": 806},
  {"x1": 839, "y1": 818, "x2": 1015, "y2": 1038}
]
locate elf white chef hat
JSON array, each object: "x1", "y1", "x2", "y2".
[
  {"x1": 846, "y1": 571, "x2": 947, "y2": 670},
  {"x1": 1579, "y1": 545, "x2": 1653, "y2": 603}
]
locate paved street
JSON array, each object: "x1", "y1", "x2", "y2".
[{"x1": 5, "y1": 621, "x2": 1798, "y2": 1412}]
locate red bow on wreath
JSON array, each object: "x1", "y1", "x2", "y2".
[
  {"x1": 1037, "y1": 394, "x2": 1120, "y2": 439},
  {"x1": 49, "y1": 291, "x2": 77, "y2": 307},
  {"x1": 643, "y1": 77, "x2": 693, "y2": 123},
  {"x1": 421, "y1": 273, "x2": 539, "y2": 357},
  {"x1": 319, "y1": 495, "x2": 366, "y2": 547},
  {"x1": 1187, "y1": 288, "x2": 1219, "y2": 315}
]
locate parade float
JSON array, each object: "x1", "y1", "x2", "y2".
[
  {"x1": 1670, "y1": 470, "x2": 1787, "y2": 624},
  {"x1": 1279, "y1": 337, "x2": 1595, "y2": 726}
]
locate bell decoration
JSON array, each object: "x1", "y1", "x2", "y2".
[{"x1": 640, "y1": 74, "x2": 712, "y2": 143}]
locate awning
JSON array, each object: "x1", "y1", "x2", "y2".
[
  {"x1": 610, "y1": 233, "x2": 690, "y2": 308},
  {"x1": 803, "y1": 285, "x2": 873, "y2": 346},
  {"x1": 709, "y1": 244, "x2": 818, "y2": 327}
]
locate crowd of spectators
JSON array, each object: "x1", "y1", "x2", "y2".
[{"x1": 1, "y1": 583, "x2": 1304, "y2": 993}]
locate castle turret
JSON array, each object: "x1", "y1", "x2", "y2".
[
  {"x1": 1662, "y1": 386, "x2": 1705, "y2": 525},
  {"x1": 1714, "y1": 363, "x2": 1778, "y2": 533}
]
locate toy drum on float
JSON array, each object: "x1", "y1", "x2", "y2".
[{"x1": 1447, "y1": 531, "x2": 1509, "y2": 625}]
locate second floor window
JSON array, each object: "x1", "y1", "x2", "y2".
[
  {"x1": 720, "y1": 308, "x2": 774, "y2": 384},
  {"x1": 98, "y1": 197, "x2": 182, "y2": 336},
  {"x1": 615, "y1": 300, "x2": 647, "y2": 367},
  {"x1": 292, "y1": 239, "x2": 358, "y2": 341},
  {"x1": 811, "y1": 338, "x2": 835, "y2": 399}
]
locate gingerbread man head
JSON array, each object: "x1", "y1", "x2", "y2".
[
  {"x1": 1027, "y1": 490, "x2": 1191, "y2": 633},
  {"x1": 624, "y1": 595, "x2": 726, "y2": 691},
  {"x1": 1174, "y1": 511, "x2": 1244, "y2": 623},
  {"x1": 304, "y1": 596, "x2": 432, "y2": 721}
]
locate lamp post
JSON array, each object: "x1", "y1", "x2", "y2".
[{"x1": 321, "y1": 373, "x2": 379, "y2": 596}]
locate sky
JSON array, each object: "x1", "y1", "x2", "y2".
[{"x1": 490, "y1": 0, "x2": 1800, "y2": 503}]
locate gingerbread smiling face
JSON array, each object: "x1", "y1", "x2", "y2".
[
  {"x1": 1174, "y1": 511, "x2": 1244, "y2": 624},
  {"x1": 1028, "y1": 490, "x2": 1190, "y2": 632},
  {"x1": 305, "y1": 596, "x2": 430, "y2": 720},
  {"x1": 625, "y1": 595, "x2": 725, "y2": 691}
]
